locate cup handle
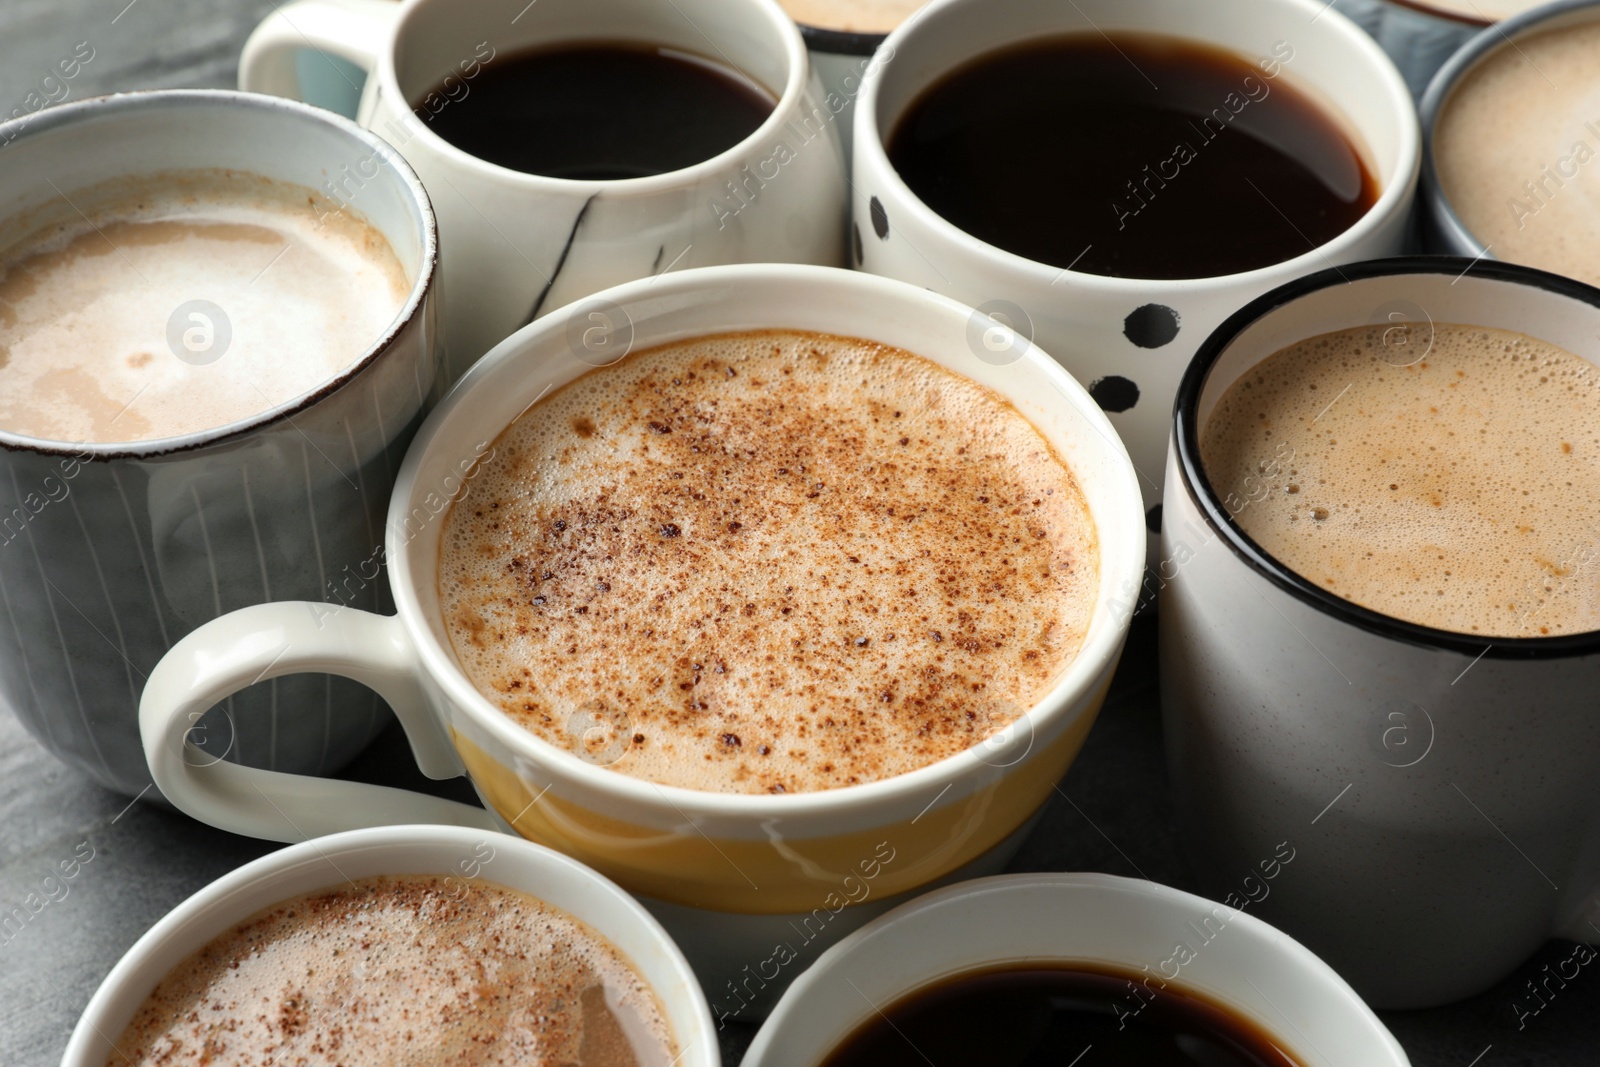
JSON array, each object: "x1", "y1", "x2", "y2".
[
  {"x1": 140, "y1": 601, "x2": 498, "y2": 842},
  {"x1": 238, "y1": 0, "x2": 397, "y2": 101}
]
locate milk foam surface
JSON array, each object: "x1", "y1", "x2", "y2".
[
  {"x1": 777, "y1": 0, "x2": 925, "y2": 33},
  {"x1": 439, "y1": 330, "x2": 1099, "y2": 794},
  {"x1": 108, "y1": 874, "x2": 676, "y2": 1067},
  {"x1": 0, "y1": 171, "x2": 410, "y2": 444},
  {"x1": 1202, "y1": 323, "x2": 1600, "y2": 637},
  {"x1": 1435, "y1": 21, "x2": 1600, "y2": 286}
]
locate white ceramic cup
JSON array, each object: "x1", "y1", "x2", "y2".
[
  {"x1": 1161, "y1": 256, "x2": 1600, "y2": 1009},
  {"x1": 742, "y1": 873, "x2": 1409, "y2": 1066},
  {"x1": 239, "y1": 0, "x2": 848, "y2": 383},
  {"x1": 61, "y1": 824, "x2": 717, "y2": 1067},
  {"x1": 138, "y1": 263, "x2": 1145, "y2": 1016},
  {"x1": 852, "y1": 0, "x2": 1420, "y2": 556}
]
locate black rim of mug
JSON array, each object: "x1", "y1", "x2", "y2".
[{"x1": 1173, "y1": 254, "x2": 1600, "y2": 660}]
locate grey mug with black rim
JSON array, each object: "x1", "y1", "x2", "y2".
[
  {"x1": 1161, "y1": 256, "x2": 1600, "y2": 1009},
  {"x1": 0, "y1": 90, "x2": 442, "y2": 798}
]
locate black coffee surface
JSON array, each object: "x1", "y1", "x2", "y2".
[
  {"x1": 886, "y1": 33, "x2": 1377, "y2": 280},
  {"x1": 420, "y1": 43, "x2": 775, "y2": 180},
  {"x1": 821, "y1": 965, "x2": 1302, "y2": 1066}
]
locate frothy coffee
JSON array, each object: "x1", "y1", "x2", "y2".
[
  {"x1": 778, "y1": 0, "x2": 925, "y2": 34},
  {"x1": 0, "y1": 171, "x2": 409, "y2": 444},
  {"x1": 440, "y1": 330, "x2": 1098, "y2": 794},
  {"x1": 1434, "y1": 20, "x2": 1600, "y2": 286},
  {"x1": 1202, "y1": 323, "x2": 1600, "y2": 637},
  {"x1": 108, "y1": 874, "x2": 676, "y2": 1067}
]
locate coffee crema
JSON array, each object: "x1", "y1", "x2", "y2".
[
  {"x1": 1434, "y1": 21, "x2": 1600, "y2": 287},
  {"x1": 440, "y1": 330, "x2": 1098, "y2": 794},
  {"x1": 778, "y1": 0, "x2": 925, "y2": 34},
  {"x1": 0, "y1": 171, "x2": 409, "y2": 444},
  {"x1": 107, "y1": 874, "x2": 676, "y2": 1067},
  {"x1": 1202, "y1": 323, "x2": 1600, "y2": 637}
]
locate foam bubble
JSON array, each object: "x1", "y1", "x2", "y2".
[
  {"x1": 0, "y1": 171, "x2": 410, "y2": 444},
  {"x1": 439, "y1": 330, "x2": 1099, "y2": 794},
  {"x1": 109, "y1": 874, "x2": 676, "y2": 1067},
  {"x1": 1202, "y1": 323, "x2": 1600, "y2": 637}
]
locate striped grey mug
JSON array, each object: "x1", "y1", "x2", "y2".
[{"x1": 0, "y1": 90, "x2": 441, "y2": 798}]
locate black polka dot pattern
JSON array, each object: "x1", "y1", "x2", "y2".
[
  {"x1": 1088, "y1": 375, "x2": 1139, "y2": 413},
  {"x1": 870, "y1": 197, "x2": 889, "y2": 239},
  {"x1": 853, "y1": 222, "x2": 864, "y2": 266},
  {"x1": 1124, "y1": 304, "x2": 1180, "y2": 349},
  {"x1": 1145, "y1": 504, "x2": 1162, "y2": 533}
]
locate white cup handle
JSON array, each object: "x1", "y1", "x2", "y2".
[
  {"x1": 238, "y1": 0, "x2": 397, "y2": 101},
  {"x1": 141, "y1": 601, "x2": 497, "y2": 842}
]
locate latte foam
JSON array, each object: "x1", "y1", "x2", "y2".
[
  {"x1": 0, "y1": 171, "x2": 410, "y2": 444},
  {"x1": 108, "y1": 874, "x2": 675, "y2": 1067},
  {"x1": 440, "y1": 330, "x2": 1099, "y2": 793},
  {"x1": 1202, "y1": 323, "x2": 1600, "y2": 637}
]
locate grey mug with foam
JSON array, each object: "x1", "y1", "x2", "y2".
[{"x1": 0, "y1": 90, "x2": 441, "y2": 798}]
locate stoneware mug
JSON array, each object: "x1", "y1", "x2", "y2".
[
  {"x1": 1161, "y1": 256, "x2": 1600, "y2": 1008},
  {"x1": 138, "y1": 263, "x2": 1145, "y2": 1015},
  {"x1": 240, "y1": 0, "x2": 848, "y2": 383},
  {"x1": 0, "y1": 89, "x2": 441, "y2": 799},
  {"x1": 741, "y1": 873, "x2": 1409, "y2": 1066},
  {"x1": 852, "y1": 0, "x2": 1420, "y2": 554},
  {"x1": 1418, "y1": 0, "x2": 1600, "y2": 258},
  {"x1": 60, "y1": 825, "x2": 717, "y2": 1067}
]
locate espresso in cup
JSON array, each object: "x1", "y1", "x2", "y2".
[
  {"x1": 887, "y1": 33, "x2": 1376, "y2": 280},
  {"x1": 440, "y1": 329, "x2": 1099, "y2": 793},
  {"x1": 821, "y1": 964, "x2": 1299, "y2": 1066},
  {"x1": 108, "y1": 873, "x2": 677, "y2": 1066},
  {"x1": 0, "y1": 170, "x2": 408, "y2": 442},
  {"x1": 1201, "y1": 322, "x2": 1600, "y2": 636},
  {"x1": 421, "y1": 44, "x2": 775, "y2": 180},
  {"x1": 1432, "y1": 20, "x2": 1600, "y2": 286}
]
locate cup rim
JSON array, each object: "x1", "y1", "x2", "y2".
[
  {"x1": 1173, "y1": 253, "x2": 1600, "y2": 660},
  {"x1": 61, "y1": 824, "x2": 716, "y2": 1067},
  {"x1": 744, "y1": 871, "x2": 1409, "y2": 1065},
  {"x1": 1387, "y1": 0, "x2": 1493, "y2": 26},
  {"x1": 378, "y1": 0, "x2": 813, "y2": 196},
  {"x1": 853, "y1": 0, "x2": 1421, "y2": 294},
  {"x1": 0, "y1": 88, "x2": 439, "y2": 462},
  {"x1": 1418, "y1": 0, "x2": 1600, "y2": 258},
  {"x1": 387, "y1": 262, "x2": 1144, "y2": 817}
]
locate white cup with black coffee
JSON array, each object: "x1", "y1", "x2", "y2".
[
  {"x1": 240, "y1": 0, "x2": 849, "y2": 383},
  {"x1": 851, "y1": 0, "x2": 1421, "y2": 557}
]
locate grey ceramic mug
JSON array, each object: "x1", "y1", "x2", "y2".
[
  {"x1": 0, "y1": 90, "x2": 441, "y2": 798},
  {"x1": 1162, "y1": 257, "x2": 1600, "y2": 1010}
]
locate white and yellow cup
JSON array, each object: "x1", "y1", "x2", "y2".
[{"x1": 138, "y1": 264, "x2": 1144, "y2": 1013}]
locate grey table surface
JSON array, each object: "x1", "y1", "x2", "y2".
[{"x1": 0, "y1": 3, "x2": 1596, "y2": 1065}]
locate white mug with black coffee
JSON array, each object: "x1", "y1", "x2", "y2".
[
  {"x1": 241, "y1": 0, "x2": 848, "y2": 382},
  {"x1": 852, "y1": 0, "x2": 1420, "y2": 554}
]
